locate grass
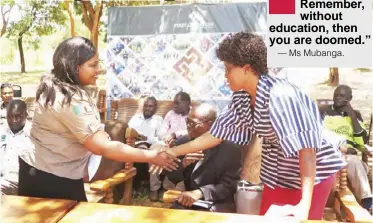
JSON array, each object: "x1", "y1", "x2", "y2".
[
  {"x1": 1, "y1": 70, "x2": 45, "y2": 85},
  {"x1": 1, "y1": 70, "x2": 106, "y2": 89},
  {"x1": 131, "y1": 185, "x2": 172, "y2": 208},
  {"x1": 354, "y1": 68, "x2": 372, "y2": 73}
]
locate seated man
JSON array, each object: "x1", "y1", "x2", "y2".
[
  {"x1": 157, "y1": 91, "x2": 191, "y2": 146},
  {"x1": 166, "y1": 103, "x2": 242, "y2": 213},
  {"x1": 128, "y1": 96, "x2": 163, "y2": 193},
  {"x1": 320, "y1": 85, "x2": 372, "y2": 212},
  {"x1": 0, "y1": 83, "x2": 14, "y2": 125},
  {"x1": 1, "y1": 100, "x2": 31, "y2": 195},
  {"x1": 128, "y1": 96, "x2": 163, "y2": 147},
  {"x1": 149, "y1": 92, "x2": 191, "y2": 200}
]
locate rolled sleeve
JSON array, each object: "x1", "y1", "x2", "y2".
[
  {"x1": 210, "y1": 103, "x2": 252, "y2": 145},
  {"x1": 269, "y1": 84, "x2": 322, "y2": 158},
  {"x1": 56, "y1": 95, "x2": 101, "y2": 144}
]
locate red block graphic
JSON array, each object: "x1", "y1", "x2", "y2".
[{"x1": 269, "y1": 0, "x2": 296, "y2": 14}]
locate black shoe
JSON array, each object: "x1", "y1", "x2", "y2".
[
  {"x1": 158, "y1": 188, "x2": 167, "y2": 202},
  {"x1": 149, "y1": 190, "x2": 159, "y2": 202},
  {"x1": 361, "y1": 198, "x2": 372, "y2": 214}
]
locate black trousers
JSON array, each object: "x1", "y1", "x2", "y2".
[{"x1": 18, "y1": 157, "x2": 87, "y2": 202}]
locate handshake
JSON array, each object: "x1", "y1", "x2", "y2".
[
  {"x1": 148, "y1": 145, "x2": 179, "y2": 175},
  {"x1": 147, "y1": 144, "x2": 204, "y2": 175}
]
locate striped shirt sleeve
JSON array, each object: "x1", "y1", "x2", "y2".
[
  {"x1": 210, "y1": 93, "x2": 252, "y2": 145},
  {"x1": 268, "y1": 82, "x2": 322, "y2": 158}
]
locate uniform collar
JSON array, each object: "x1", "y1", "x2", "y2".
[
  {"x1": 140, "y1": 114, "x2": 156, "y2": 121},
  {"x1": 4, "y1": 121, "x2": 31, "y2": 137}
]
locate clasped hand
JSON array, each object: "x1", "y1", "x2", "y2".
[
  {"x1": 149, "y1": 147, "x2": 179, "y2": 173},
  {"x1": 182, "y1": 151, "x2": 204, "y2": 168},
  {"x1": 177, "y1": 190, "x2": 203, "y2": 207}
]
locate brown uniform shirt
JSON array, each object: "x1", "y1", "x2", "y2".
[{"x1": 20, "y1": 89, "x2": 101, "y2": 179}]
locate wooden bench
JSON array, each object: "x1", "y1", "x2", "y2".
[
  {"x1": 98, "y1": 90, "x2": 200, "y2": 123},
  {"x1": 0, "y1": 195, "x2": 77, "y2": 223},
  {"x1": 84, "y1": 120, "x2": 138, "y2": 205},
  {"x1": 24, "y1": 86, "x2": 105, "y2": 123}
]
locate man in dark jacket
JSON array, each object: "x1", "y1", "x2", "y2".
[{"x1": 167, "y1": 103, "x2": 242, "y2": 213}]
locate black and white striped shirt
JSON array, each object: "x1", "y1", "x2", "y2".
[{"x1": 210, "y1": 75, "x2": 346, "y2": 189}]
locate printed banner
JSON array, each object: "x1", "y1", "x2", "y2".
[{"x1": 107, "y1": 3, "x2": 272, "y2": 111}]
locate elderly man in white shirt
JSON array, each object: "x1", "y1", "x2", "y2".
[{"x1": 1, "y1": 99, "x2": 32, "y2": 195}]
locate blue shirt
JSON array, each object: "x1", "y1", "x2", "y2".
[{"x1": 210, "y1": 74, "x2": 346, "y2": 189}]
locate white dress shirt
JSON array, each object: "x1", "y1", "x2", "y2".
[
  {"x1": 128, "y1": 114, "x2": 163, "y2": 144},
  {"x1": 0, "y1": 121, "x2": 33, "y2": 183}
]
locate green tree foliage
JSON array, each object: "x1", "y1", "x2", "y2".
[
  {"x1": 6, "y1": 0, "x2": 67, "y2": 73},
  {"x1": 0, "y1": 0, "x2": 15, "y2": 37},
  {"x1": 68, "y1": 0, "x2": 169, "y2": 49}
]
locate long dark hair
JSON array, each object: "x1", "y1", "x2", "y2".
[{"x1": 36, "y1": 36, "x2": 96, "y2": 107}]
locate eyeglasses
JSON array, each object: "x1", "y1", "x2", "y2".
[{"x1": 186, "y1": 117, "x2": 209, "y2": 128}]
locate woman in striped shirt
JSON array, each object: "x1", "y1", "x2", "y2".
[{"x1": 153, "y1": 32, "x2": 345, "y2": 220}]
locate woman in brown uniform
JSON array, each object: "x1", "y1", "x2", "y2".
[{"x1": 18, "y1": 37, "x2": 177, "y2": 201}]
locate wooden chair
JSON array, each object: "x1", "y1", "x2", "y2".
[
  {"x1": 363, "y1": 113, "x2": 373, "y2": 190},
  {"x1": 84, "y1": 120, "x2": 137, "y2": 205},
  {"x1": 97, "y1": 89, "x2": 107, "y2": 122},
  {"x1": 24, "y1": 97, "x2": 36, "y2": 121},
  {"x1": 110, "y1": 97, "x2": 200, "y2": 123},
  {"x1": 23, "y1": 86, "x2": 106, "y2": 122}
]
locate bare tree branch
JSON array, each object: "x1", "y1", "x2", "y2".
[
  {"x1": 3, "y1": 8, "x2": 11, "y2": 15},
  {"x1": 81, "y1": 2, "x2": 93, "y2": 30},
  {"x1": 1, "y1": 4, "x2": 14, "y2": 37},
  {"x1": 82, "y1": 0, "x2": 95, "y2": 20},
  {"x1": 64, "y1": 0, "x2": 76, "y2": 36},
  {"x1": 91, "y1": 2, "x2": 103, "y2": 47}
]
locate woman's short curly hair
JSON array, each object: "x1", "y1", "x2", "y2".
[{"x1": 216, "y1": 32, "x2": 268, "y2": 75}]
